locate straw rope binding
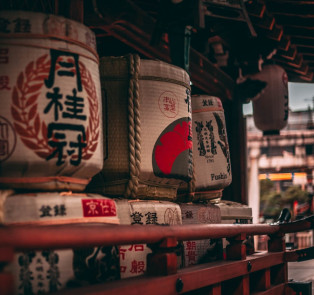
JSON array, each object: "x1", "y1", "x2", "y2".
[{"x1": 125, "y1": 54, "x2": 141, "y2": 198}]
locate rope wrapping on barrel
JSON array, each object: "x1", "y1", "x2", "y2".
[
  {"x1": 125, "y1": 54, "x2": 141, "y2": 198},
  {"x1": 188, "y1": 160, "x2": 196, "y2": 197},
  {"x1": 133, "y1": 55, "x2": 142, "y2": 187}
]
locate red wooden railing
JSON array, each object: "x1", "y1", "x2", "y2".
[{"x1": 0, "y1": 215, "x2": 313, "y2": 295}]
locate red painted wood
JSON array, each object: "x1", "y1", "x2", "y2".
[
  {"x1": 226, "y1": 234, "x2": 247, "y2": 260},
  {"x1": 54, "y1": 252, "x2": 285, "y2": 295},
  {"x1": 268, "y1": 234, "x2": 286, "y2": 252},
  {"x1": 253, "y1": 283, "x2": 287, "y2": 295},
  {"x1": 250, "y1": 268, "x2": 271, "y2": 292},
  {"x1": 69, "y1": 0, "x2": 84, "y2": 22},
  {"x1": 0, "y1": 273, "x2": 14, "y2": 295},
  {"x1": 0, "y1": 247, "x2": 14, "y2": 263},
  {"x1": 270, "y1": 263, "x2": 287, "y2": 286},
  {"x1": 0, "y1": 224, "x2": 280, "y2": 251},
  {"x1": 209, "y1": 284, "x2": 222, "y2": 295},
  {"x1": 147, "y1": 253, "x2": 178, "y2": 276}
]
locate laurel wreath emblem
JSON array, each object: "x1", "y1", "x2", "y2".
[{"x1": 11, "y1": 54, "x2": 100, "y2": 161}]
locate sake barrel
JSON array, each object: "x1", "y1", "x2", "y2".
[
  {"x1": 87, "y1": 55, "x2": 193, "y2": 200},
  {"x1": 0, "y1": 11, "x2": 103, "y2": 191},
  {"x1": 216, "y1": 200, "x2": 254, "y2": 256},
  {"x1": 116, "y1": 199, "x2": 182, "y2": 278},
  {"x1": 178, "y1": 95, "x2": 231, "y2": 201},
  {"x1": 180, "y1": 202, "x2": 222, "y2": 266},
  {"x1": 250, "y1": 64, "x2": 289, "y2": 135},
  {"x1": 0, "y1": 190, "x2": 120, "y2": 294},
  {"x1": 0, "y1": 191, "x2": 119, "y2": 225}
]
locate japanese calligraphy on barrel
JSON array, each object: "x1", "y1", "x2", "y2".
[
  {"x1": 115, "y1": 199, "x2": 182, "y2": 278},
  {"x1": 87, "y1": 55, "x2": 193, "y2": 200},
  {"x1": 180, "y1": 202, "x2": 221, "y2": 266},
  {"x1": 0, "y1": 11, "x2": 103, "y2": 191},
  {"x1": 178, "y1": 95, "x2": 232, "y2": 201},
  {"x1": 0, "y1": 190, "x2": 120, "y2": 293}
]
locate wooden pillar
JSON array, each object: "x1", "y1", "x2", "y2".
[
  {"x1": 268, "y1": 233, "x2": 286, "y2": 253},
  {"x1": 147, "y1": 237, "x2": 178, "y2": 276},
  {"x1": 0, "y1": 247, "x2": 14, "y2": 295},
  {"x1": 55, "y1": 0, "x2": 84, "y2": 23},
  {"x1": 226, "y1": 233, "x2": 247, "y2": 260},
  {"x1": 222, "y1": 95, "x2": 248, "y2": 205}
]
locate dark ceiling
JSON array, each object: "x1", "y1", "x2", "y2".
[{"x1": 2, "y1": 0, "x2": 314, "y2": 100}]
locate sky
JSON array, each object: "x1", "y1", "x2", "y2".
[{"x1": 243, "y1": 82, "x2": 314, "y2": 115}]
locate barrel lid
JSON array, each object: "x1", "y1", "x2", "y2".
[
  {"x1": 191, "y1": 95, "x2": 224, "y2": 112},
  {"x1": 216, "y1": 200, "x2": 252, "y2": 219},
  {"x1": 140, "y1": 59, "x2": 190, "y2": 90},
  {"x1": 0, "y1": 10, "x2": 97, "y2": 52}
]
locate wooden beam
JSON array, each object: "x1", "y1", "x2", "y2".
[
  {"x1": 246, "y1": 0, "x2": 266, "y2": 18},
  {"x1": 291, "y1": 36, "x2": 314, "y2": 47},
  {"x1": 0, "y1": 223, "x2": 284, "y2": 251},
  {"x1": 273, "y1": 54, "x2": 303, "y2": 68},
  {"x1": 51, "y1": 252, "x2": 285, "y2": 295},
  {"x1": 277, "y1": 46, "x2": 297, "y2": 60},
  {"x1": 271, "y1": 13, "x2": 314, "y2": 27},
  {"x1": 265, "y1": 0, "x2": 314, "y2": 15},
  {"x1": 284, "y1": 25, "x2": 314, "y2": 38}
]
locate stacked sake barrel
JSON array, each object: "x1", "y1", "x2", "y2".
[
  {"x1": 83, "y1": 54, "x2": 192, "y2": 278},
  {"x1": 0, "y1": 10, "x2": 235, "y2": 290},
  {"x1": 85, "y1": 55, "x2": 233, "y2": 277},
  {"x1": 178, "y1": 95, "x2": 232, "y2": 201},
  {"x1": 0, "y1": 11, "x2": 121, "y2": 294},
  {"x1": 87, "y1": 55, "x2": 193, "y2": 200}
]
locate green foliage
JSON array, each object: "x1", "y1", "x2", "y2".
[
  {"x1": 259, "y1": 180, "x2": 310, "y2": 219},
  {"x1": 282, "y1": 186, "x2": 309, "y2": 205},
  {"x1": 260, "y1": 179, "x2": 274, "y2": 196}
]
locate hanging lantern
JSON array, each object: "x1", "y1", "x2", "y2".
[
  {"x1": 0, "y1": 11, "x2": 103, "y2": 191},
  {"x1": 250, "y1": 64, "x2": 289, "y2": 135}
]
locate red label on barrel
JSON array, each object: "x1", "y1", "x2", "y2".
[{"x1": 82, "y1": 199, "x2": 116, "y2": 217}]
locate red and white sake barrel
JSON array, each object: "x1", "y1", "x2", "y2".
[
  {"x1": 180, "y1": 202, "x2": 221, "y2": 265},
  {"x1": 87, "y1": 55, "x2": 193, "y2": 200},
  {"x1": 0, "y1": 11, "x2": 103, "y2": 191},
  {"x1": 178, "y1": 95, "x2": 232, "y2": 201},
  {"x1": 115, "y1": 199, "x2": 182, "y2": 278},
  {"x1": 250, "y1": 64, "x2": 289, "y2": 135},
  {"x1": 0, "y1": 190, "x2": 120, "y2": 293}
]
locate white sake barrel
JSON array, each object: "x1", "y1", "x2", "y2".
[
  {"x1": 0, "y1": 11, "x2": 103, "y2": 191},
  {"x1": 250, "y1": 64, "x2": 289, "y2": 135},
  {"x1": 179, "y1": 95, "x2": 232, "y2": 201},
  {"x1": 0, "y1": 190, "x2": 120, "y2": 294},
  {"x1": 88, "y1": 55, "x2": 193, "y2": 200},
  {"x1": 180, "y1": 202, "x2": 221, "y2": 266},
  {"x1": 116, "y1": 199, "x2": 182, "y2": 278},
  {"x1": 0, "y1": 191, "x2": 119, "y2": 225}
]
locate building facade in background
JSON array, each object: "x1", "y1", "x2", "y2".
[{"x1": 246, "y1": 109, "x2": 314, "y2": 223}]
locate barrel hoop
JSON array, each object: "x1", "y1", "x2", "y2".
[
  {"x1": 102, "y1": 75, "x2": 190, "y2": 90},
  {"x1": 139, "y1": 75, "x2": 191, "y2": 90},
  {"x1": 0, "y1": 33, "x2": 99, "y2": 62},
  {"x1": 192, "y1": 107, "x2": 224, "y2": 114},
  {"x1": 0, "y1": 176, "x2": 90, "y2": 185}
]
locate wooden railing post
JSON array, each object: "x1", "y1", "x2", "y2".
[
  {"x1": 147, "y1": 237, "x2": 178, "y2": 276},
  {"x1": 268, "y1": 233, "x2": 285, "y2": 252},
  {"x1": 0, "y1": 247, "x2": 14, "y2": 295},
  {"x1": 226, "y1": 233, "x2": 247, "y2": 260}
]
